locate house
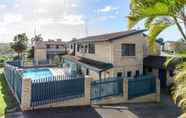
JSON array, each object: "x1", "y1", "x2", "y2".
[
  {"x1": 34, "y1": 39, "x2": 66, "y2": 64},
  {"x1": 162, "y1": 41, "x2": 186, "y2": 54},
  {"x1": 64, "y1": 29, "x2": 150, "y2": 80}
]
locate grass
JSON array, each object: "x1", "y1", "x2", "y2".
[{"x1": 0, "y1": 68, "x2": 17, "y2": 116}]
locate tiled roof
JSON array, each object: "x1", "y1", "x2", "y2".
[
  {"x1": 75, "y1": 29, "x2": 146, "y2": 42},
  {"x1": 63, "y1": 55, "x2": 113, "y2": 72}
]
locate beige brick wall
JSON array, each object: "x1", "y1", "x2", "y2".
[
  {"x1": 34, "y1": 49, "x2": 47, "y2": 62},
  {"x1": 76, "y1": 41, "x2": 112, "y2": 63},
  {"x1": 21, "y1": 78, "x2": 32, "y2": 111}
]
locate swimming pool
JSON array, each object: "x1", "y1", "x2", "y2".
[{"x1": 21, "y1": 68, "x2": 53, "y2": 80}]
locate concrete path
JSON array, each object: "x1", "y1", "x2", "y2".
[{"x1": 1, "y1": 91, "x2": 182, "y2": 118}]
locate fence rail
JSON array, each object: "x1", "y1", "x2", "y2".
[
  {"x1": 91, "y1": 77, "x2": 123, "y2": 100},
  {"x1": 31, "y1": 75, "x2": 85, "y2": 106},
  {"x1": 128, "y1": 75, "x2": 156, "y2": 99},
  {"x1": 4, "y1": 63, "x2": 22, "y2": 103}
]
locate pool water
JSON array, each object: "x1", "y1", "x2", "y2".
[{"x1": 22, "y1": 68, "x2": 53, "y2": 80}]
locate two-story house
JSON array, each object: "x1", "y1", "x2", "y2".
[
  {"x1": 34, "y1": 39, "x2": 66, "y2": 64},
  {"x1": 64, "y1": 29, "x2": 148, "y2": 80}
]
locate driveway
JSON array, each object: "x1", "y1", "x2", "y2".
[{"x1": 2, "y1": 91, "x2": 182, "y2": 118}]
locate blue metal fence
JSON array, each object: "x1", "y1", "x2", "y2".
[
  {"x1": 31, "y1": 75, "x2": 85, "y2": 106},
  {"x1": 4, "y1": 63, "x2": 22, "y2": 103},
  {"x1": 128, "y1": 75, "x2": 156, "y2": 99},
  {"x1": 91, "y1": 77, "x2": 123, "y2": 100}
]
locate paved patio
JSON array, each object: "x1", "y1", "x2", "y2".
[{"x1": 1, "y1": 91, "x2": 182, "y2": 118}]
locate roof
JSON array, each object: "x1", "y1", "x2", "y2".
[
  {"x1": 75, "y1": 29, "x2": 146, "y2": 42},
  {"x1": 63, "y1": 55, "x2": 113, "y2": 72},
  {"x1": 143, "y1": 55, "x2": 176, "y2": 70}
]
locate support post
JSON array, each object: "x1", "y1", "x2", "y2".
[
  {"x1": 84, "y1": 76, "x2": 91, "y2": 105},
  {"x1": 21, "y1": 78, "x2": 32, "y2": 111},
  {"x1": 123, "y1": 79, "x2": 128, "y2": 101},
  {"x1": 156, "y1": 78, "x2": 160, "y2": 102}
]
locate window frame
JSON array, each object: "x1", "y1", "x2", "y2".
[{"x1": 121, "y1": 43, "x2": 136, "y2": 56}]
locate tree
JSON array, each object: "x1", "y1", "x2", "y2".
[
  {"x1": 31, "y1": 34, "x2": 43, "y2": 45},
  {"x1": 128, "y1": 0, "x2": 186, "y2": 112},
  {"x1": 128, "y1": 0, "x2": 186, "y2": 52},
  {"x1": 27, "y1": 47, "x2": 34, "y2": 59},
  {"x1": 10, "y1": 33, "x2": 28, "y2": 60}
]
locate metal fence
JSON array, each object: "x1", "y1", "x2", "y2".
[
  {"x1": 31, "y1": 75, "x2": 85, "y2": 106},
  {"x1": 91, "y1": 77, "x2": 123, "y2": 100},
  {"x1": 128, "y1": 75, "x2": 156, "y2": 99},
  {"x1": 4, "y1": 62, "x2": 22, "y2": 103}
]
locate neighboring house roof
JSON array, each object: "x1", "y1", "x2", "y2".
[
  {"x1": 143, "y1": 55, "x2": 176, "y2": 70},
  {"x1": 34, "y1": 40, "x2": 65, "y2": 49},
  {"x1": 63, "y1": 55, "x2": 113, "y2": 72},
  {"x1": 75, "y1": 29, "x2": 146, "y2": 42}
]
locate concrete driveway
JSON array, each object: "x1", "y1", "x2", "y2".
[{"x1": 2, "y1": 91, "x2": 182, "y2": 118}]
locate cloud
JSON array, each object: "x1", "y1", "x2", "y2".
[
  {"x1": 0, "y1": 0, "x2": 86, "y2": 42},
  {"x1": 33, "y1": 14, "x2": 84, "y2": 26},
  {"x1": 71, "y1": 4, "x2": 78, "y2": 8},
  {"x1": 2, "y1": 13, "x2": 23, "y2": 25},
  {"x1": 0, "y1": 4, "x2": 6, "y2": 9},
  {"x1": 34, "y1": 8, "x2": 48, "y2": 14},
  {"x1": 97, "y1": 15, "x2": 116, "y2": 21},
  {"x1": 98, "y1": 5, "x2": 119, "y2": 13}
]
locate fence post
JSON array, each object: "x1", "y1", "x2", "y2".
[
  {"x1": 123, "y1": 79, "x2": 128, "y2": 101},
  {"x1": 21, "y1": 78, "x2": 32, "y2": 111},
  {"x1": 156, "y1": 78, "x2": 160, "y2": 102},
  {"x1": 84, "y1": 76, "x2": 91, "y2": 105}
]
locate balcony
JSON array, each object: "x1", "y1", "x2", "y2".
[{"x1": 47, "y1": 48, "x2": 66, "y2": 55}]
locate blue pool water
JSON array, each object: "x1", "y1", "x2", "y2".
[{"x1": 22, "y1": 68, "x2": 53, "y2": 80}]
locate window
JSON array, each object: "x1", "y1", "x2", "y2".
[
  {"x1": 117, "y1": 72, "x2": 122, "y2": 77},
  {"x1": 148, "y1": 67, "x2": 152, "y2": 72},
  {"x1": 85, "y1": 45, "x2": 88, "y2": 53},
  {"x1": 47, "y1": 45, "x2": 50, "y2": 48},
  {"x1": 77, "y1": 43, "x2": 80, "y2": 52},
  {"x1": 88, "y1": 43, "x2": 95, "y2": 54},
  {"x1": 135, "y1": 70, "x2": 140, "y2": 77},
  {"x1": 121, "y1": 44, "x2": 135, "y2": 56},
  {"x1": 86, "y1": 69, "x2": 89, "y2": 75},
  {"x1": 127, "y1": 71, "x2": 132, "y2": 77},
  {"x1": 80, "y1": 45, "x2": 84, "y2": 53},
  {"x1": 56, "y1": 45, "x2": 59, "y2": 49}
]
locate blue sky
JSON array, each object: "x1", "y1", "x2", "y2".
[{"x1": 0, "y1": 0, "x2": 182, "y2": 42}]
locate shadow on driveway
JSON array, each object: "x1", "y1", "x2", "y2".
[
  {"x1": 94, "y1": 91, "x2": 182, "y2": 118},
  {"x1": 4, "y1": 106, "x2": 102, "y2": 118}
]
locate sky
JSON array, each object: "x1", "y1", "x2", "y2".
[{"x1": 0, "y1": 0, "x2": 182, "y2": 43}]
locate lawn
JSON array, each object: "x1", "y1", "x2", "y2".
[{"x1": 0, "y1": 68, "x2": 17, "y2": 116}]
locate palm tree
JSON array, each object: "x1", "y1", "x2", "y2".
[
  {"x1": 11, "y1": 33, "x2": 28, "y2": 60},
  {"x1": 128, "y1": 0, "x2": 186, "y2": 52},
  {"x1": 128, "y1": 0, "x2": 186, "y2": 111},
  {"x1": 31, "y1": 34, "x2": 43, "y2": 45}
]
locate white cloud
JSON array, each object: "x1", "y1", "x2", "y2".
[
  {"x1": 97, "y1": 15, "x2": 116, "y2": 21},
  {"x1": 98, "y1": 5, "x2": 119, "y2": 12},
  {"x1": 59, "y1": 15, "x2": 84, "y2": 25},
  {"x1": 34, "y1": 8, "x2": 48, "y2": 14},
  {"x1": 71, "y1": 4, "x2": 78, "y2": 8},
  {"x1": 0, "y1": 4, "x2": 6, "y2": 9},
  {"x1": 0, "y1": 0, "x2": 86, "y2": 42},
  {"x1": 2, "y1": 13, "x2": 23, "y2": 24}
]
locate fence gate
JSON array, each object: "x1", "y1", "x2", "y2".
[{"x1": 91, "y1": 77, "x2": 123, "y2": 101}]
